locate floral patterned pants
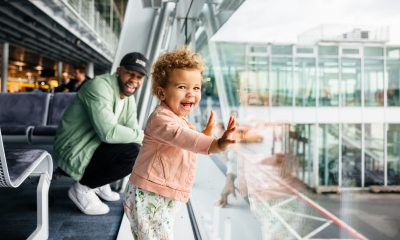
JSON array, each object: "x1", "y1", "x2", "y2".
[{"x1": 123, "y1": 182, "x2": 179, "y2": 240}]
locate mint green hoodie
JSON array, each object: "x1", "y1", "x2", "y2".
[{"x1": 54, "y1": 73, "x2": 143, "y2": 181}]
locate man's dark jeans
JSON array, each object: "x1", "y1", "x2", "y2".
[{"x1": 79, "y1": 142, "x2": 141, "y2": 188}]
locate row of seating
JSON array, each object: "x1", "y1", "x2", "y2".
[
  {"x1": 0, "y1": 92, "x2": 76, "y2": 144},
  {"x1": 0, "y1": 92, "x2": 74, "y2": 239}
]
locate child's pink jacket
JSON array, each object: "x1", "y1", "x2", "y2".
[{"x1": 129, "y1": 102, "x2": 214, "y2": 202}]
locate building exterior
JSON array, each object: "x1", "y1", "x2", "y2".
[{"x1": 205, "y1": 26, "x2": 400, "y2": 189}]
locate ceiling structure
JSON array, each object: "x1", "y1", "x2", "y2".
[{"x1": 0, "y1": 0, "x2": 114, "y2": 74}]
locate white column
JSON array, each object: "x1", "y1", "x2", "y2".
[
  {"x1": 86, "y1": 62, "x2": 94, "y2": 78},
  {"x1": 1, "y1": 42, "x2": 9, "y2": 93}
]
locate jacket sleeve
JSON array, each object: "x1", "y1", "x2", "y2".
[
  {"x1": 79, "y1": 77, "x2": 143, "y2": 144},
  {"x1": 147, "y1": 111, "x2": 213, "y2": 154}
]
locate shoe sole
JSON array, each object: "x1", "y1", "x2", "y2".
[{"x1": 68, "y1": 188, "x2": 110, "y2": 215}]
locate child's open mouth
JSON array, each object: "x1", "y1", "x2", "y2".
[{"x1": 181, "y1": 102, "x2": 194, "y2": 111}]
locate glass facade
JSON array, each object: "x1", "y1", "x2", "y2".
[
  {"x1": 387, "y1": 124, "x2": 400, "y2": 185},
  {"x1": 202, "y1": 41, "x2": 400, "y2": 189},
  {"x1": 364, "y1": 124, "x2": 385, "y2": 186},
  {"x1": 387, "y1": 48, "x2": 400, "y2": 106},
  {"x1": 318, "y1": 124, "x2": 339, "y2": 186},
  {"x1": 319, "y1": 58, "x2": 339, "y2": 106},
  {"x1": 341, "y1": 58, "x2": 361, "y2": 106},
  {"x1": 294, "y1": 58, "x2": 316, "y2": 106}
]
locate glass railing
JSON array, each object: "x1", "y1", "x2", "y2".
[{"x1": 66, "y1": 0, "x2": 119, "y2": 54}]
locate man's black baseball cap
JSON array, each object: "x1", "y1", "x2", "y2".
[{"x1": 120, "y1": 52, "x2": 149, "y2": 76}]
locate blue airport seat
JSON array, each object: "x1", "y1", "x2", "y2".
[
  {"x1": 0, "y1": 129, "x2": 53, "y2": 240},
  {"x1": 0, "y1": 93, "x2": 50, "y2": 144},
  {"x1": 30, "y1": 92, "x2": 77, "y2": 144}
]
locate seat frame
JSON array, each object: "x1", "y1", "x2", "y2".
[{"x1": 0, "y1": 129, "x2": 53, "y2": 240}]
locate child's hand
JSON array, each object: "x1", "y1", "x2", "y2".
[
  {"x1": 208, "y1": 116, "x2": 236, "y2": 154},
  {"x1": 217, "y1": 116, "x2": 236, "y2": 151},
  {"x1": 202, "y1": 111, "x2": 215, "y2": 136}
]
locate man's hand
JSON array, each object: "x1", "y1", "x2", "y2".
[
  {"x1": 202, "y1": 111, "x2": 215, "y2": 136},
  {"x1": 216, "y1": 174, "x2": 237, "y2": 208}
]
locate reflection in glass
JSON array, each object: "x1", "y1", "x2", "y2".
[
  {"x1": 291, "y1": 124, "x2": 314, "y2": 186},
  {"x1": 318, "y1": 124, "x2": 339, "y2": 186},
  {"x1": 387, "y1": 59, "x2": 400, "y2": 106},
  {"x1": 294, "y1": 58, "x2": 316, "y2": 106},
  {"x1": 364, "y1": 124, "x2": 384, "y2": 186},
  {"x1": 341, "y1": 58, "x2": 361, "y2": 106},
  {"x1": 364, "y1": 59, "x2": 384, "y2": 106},
  {"x1": 342, "y1": 124, "x2": 362, "y2": 187},
  {"x1": 319, "y1": 58, "x2": 339, "y2": 106},
  {"x1": 240, "y1": 65, "x2": 269, "y2": 106},
  {"x1": 217, "y1": 43, "x2": 247, "y2": 106},
  {"x1": 271, "y1": 57, "x2": 292, "y2": 106},
  {"x1": 364, "y1": 47, "x2": 384, "y2": 57},
  {"x1": 319, "y1": 46, "x2": 338, "y2": 56},
  {"x1": 387, "y1": 124, "x2": 400, "y2": 185}
]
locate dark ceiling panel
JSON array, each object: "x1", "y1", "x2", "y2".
[{"x1": 0, "y1": 0, "x2": 112, "y2": 74}]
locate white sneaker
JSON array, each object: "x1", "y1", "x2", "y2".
[
  {"x1": 94, "y1": 184, "x2": 120, "y2": 202},
  {"x1": 68, "y1": 182, "x2": 110, "y2": 215}
]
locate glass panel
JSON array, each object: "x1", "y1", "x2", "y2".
[
  {"x1": 271, "y1": 57, "x2": 292, "y2": 106},
  {"x1": 296, "y1": 47, "x2": 314, "y2": 54},
  {"x1": 342, "y1": 124, "x2": 362, "y2": 187},
  {"x1": 271, "y1": 45, "x2": 292, "y2": 55},
  {"x1": 291, "y1": 124, "x2": 314, "y2": 186},
  {"x1": 294, "y1": 58, "x2": 316, "y2": 106},
  {"x1": 387, "y1": 124, "x2": 400, "y2": 185},
  {"x1": 239, "y1": 69, "x2": 269, "y2": 106},
  {"x1": 364, "y1": 124, "x2": 385, "y2": 186},
  {"x1": 387, "y1": 47, "x2": 400, "y2": 59},
  {"x1": 387, "y1": 59, "x2": 400, "y2": 106},
  {"x1": 364, "y1": 59, "x2": 384, "y2": 106},
  {"x1": 319, "y1": 58, "x2": 339, "y2": 106},
  {"x1": 364, "y1": 47, "x2": 384, "y2": 57},
  {"x1": 318, "y1": 46, "x2": 338, "y2": 56},
  {"x1": 341, "y1": 58, "x2": 361, "y2": 106},
  {"x1": 318, "y1": 124, "x2": 339, "y2": 186},
  {"x1": 342, "y1": 48, "x2": 359, "y2": 55},
  {"x1": 217, "y1": 43, "x2": 247, "y2": 107}
]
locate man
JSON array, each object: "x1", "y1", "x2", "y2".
[
  {"x1": 54, "y1": 52, "x2": 149, "y2": 215},
  {"x1": 64, "y1": 66, "x2": 92, "y2": 92},
  {"x1": 55, "y1": 71, "x2": 71, "y2": 92}
]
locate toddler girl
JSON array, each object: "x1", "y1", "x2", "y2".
[{"x1": 124, "y1": 47, "x2": 236, "y2": 240}]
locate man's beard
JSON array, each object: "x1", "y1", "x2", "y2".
[{"x1": 118, "y1": 76, "x2": 134, "y2": 97}]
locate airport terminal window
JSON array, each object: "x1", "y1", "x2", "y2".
[
  {"x1": 239, "y1": 70, "x2": 269, "y2": 106},
  {"x1": 342, "y1": 124, "x2": 362, "y2": 187},
  {"x1": 271, "y1": 45, "x2": 293, "y2": 55},
  {"x1": 217, "y1": 43, "x2": 247, "y2": 107},
  {"x1": 318, "y1": 46, "x2": 339, "y2": 56},
  {"x1": 292, "y1": 124, "x2": 314, "y2": 186},
  {"x1": 364, "y1": 124, "x2": 385, "y2": 186},
  {"x1": 364, "y1": 46, "x2": 384, "y2": 57},
  {"x1": 364, "y1": 59, "x2": 384, "y2": 106},
  {"x1": 387, "y1": 59, "x2": 400, "y2": 106},
  {"x1": 387, "y1": 47, "x2": 400, "y2": 59},
  {"x1": 294, "y1": 58, "x2": 316, "y2": 106},
  {"x1": 341, "y1": 58, "x2": 361, "y2": 106},
  {"x1": 318, "y1": 124, "x2": 339, "y2": 186},
  {"x1": 271, "y1": 57, "x2": 293, "y2": 106},
  {"x1": 318, "y1": 58, "x2": 339, "y2": 106},
  {"x1": 387, "y1": 124, "x2": 400, "y2": 185}
]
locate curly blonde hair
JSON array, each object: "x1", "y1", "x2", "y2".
[{"x1": 151, "y1": 46, "x2": 205, "y2": 98}]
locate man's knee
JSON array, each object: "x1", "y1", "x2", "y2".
[{"x1": 126, "y1": 142, "x2": 141, "y2": 156}]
